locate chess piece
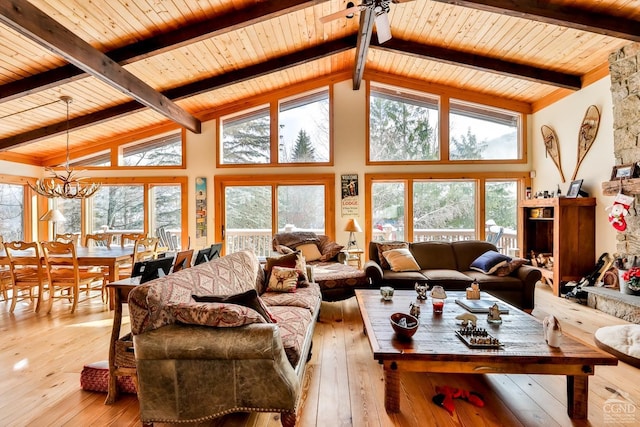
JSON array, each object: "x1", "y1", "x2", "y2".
[
  {"x1": 415, "y1": 282, "x2": 429, "y2": 300},
  {"x1": 543, "y1": 315, "x2": 562, "y2": 347}
]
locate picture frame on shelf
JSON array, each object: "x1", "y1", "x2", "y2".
[
  {"x1": 610, "y1": 163, "x2": 637, "y2": 180},
  {"x1": 566, "y1": 179, "x2": 584, "y2": 198}
]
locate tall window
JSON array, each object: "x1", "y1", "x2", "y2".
[
  {"x1": 368, "y1": 174, "x2": 525, "y2": 249},
  {"x1": 372, "y1": 182, "x2": 405, "y2": 241},
  {"x1": 216, "y1": 175, "x2": 334, "y2": 257},
  {"x1": 89, "y1": 185, "x2": 144, "y2": 233},
  {"x1": 449, "y1": 99, "x2": 520, "y2": 160},
  {"x1": 369, "y1": 85, "x2": 439, "y2": 162},
  {"x1": 0, "y1": 183, "x2": 24, "y2": 241},
  {"x1": 150, "y1": 184, "x2": 182, "y2": 240},
  {"x1": 279, "y1": 91, "x2": 330, "y2": 163},
  {"x1": 54, "y1": 198, "x2": 81, "y2": 234},
  {"x1": 221, "y1": 106, "x2": 271, "y2": 164},
  {"x1": 413, "y1": 181, "x2": 476, "y2": 241}
]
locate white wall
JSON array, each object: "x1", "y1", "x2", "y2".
[{"x1": 530, "y1": 77, "x2": 616, "y2": 257}]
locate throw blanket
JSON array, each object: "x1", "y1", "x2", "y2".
[{"x1": 272, "y1": 232, "x2": 320, "y2": 250}]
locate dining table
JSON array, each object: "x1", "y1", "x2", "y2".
[{"x1": 0, "y1": 245, "x2": 135, "y2": 309}]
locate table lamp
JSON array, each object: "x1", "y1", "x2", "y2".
[
  {"x1": 344, "y1": 218, "x2": 362, "y2": 251},
  {"x1": 40, "y1": 208, "x2": 66, "y2": 238}
]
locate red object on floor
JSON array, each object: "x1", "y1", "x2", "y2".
[
  {"x1": 432, "y1": 385, "x2": 485, "y2": 415},
  {"x1": 80, "y1": 361, "x2": 136, "y2": 394}
]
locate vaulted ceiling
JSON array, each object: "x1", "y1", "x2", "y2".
[{"x1": 0, "y1": 0, "x2": 638, "y2": 166}]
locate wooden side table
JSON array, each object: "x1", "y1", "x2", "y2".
[
  {"x1": 105, "y1": 277, "x2": 140, "y2": 404},
  {"x1": 343, "y1": 249, "x2": 364, "y2": 269}
]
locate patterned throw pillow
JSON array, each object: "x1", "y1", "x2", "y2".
[
  {"x1": 265, "y1": 252, "x2": 308, "y2": 286},
  {"x1": 318, "y1": 235, "x2": 345, "y2": 261},
  {"x1": 494, "y1": 257, "x2": 528, "y2": 276},
  {"x1": 266, "y1": 266, "x2": 299, "y2": 292},
  {"x1": 376, "y1": 242, "x2": 409, "y2": 270},
  {"x1": 170, "y1": 302, "x2": 266, "y2": 328}
]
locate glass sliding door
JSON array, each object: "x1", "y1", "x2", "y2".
[
  {"x1": 485, "y1": 180, "x2": 518, "y2": 254},
  {"x1": 150, "y1": 184, "x2": 182, "y2": 249},
  {"x1": 372, "y1": 182, "x2": 405, "y2": 241},
  {"x1": 224, "y1": 186, "x2": 272, "y2": 256},
  {"x1": 277, "y1": 185, "x2": 325, "y2": 233}
]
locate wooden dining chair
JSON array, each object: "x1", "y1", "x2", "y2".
[
  {"x1": 41, "y1": 241, "x2": 107, "y2": 314},
  {"x1": 133, "y1": 237, "x2": 160, "y2": 263},
  {"x1": 4, "y1": 241, "x2": 47, "y2": 313},
  {"x1": 120, "y1": 232, "x2": 146, "y2": 249},
  {"x1": 84, "y1": 233, "x2": 112, "y2": 248},
  {"x1": 0, "y1": 238, "x2": 13, "y2": 302},
  {"x1": 55, "y1": 233, "x2": 80, "y2": 246}
]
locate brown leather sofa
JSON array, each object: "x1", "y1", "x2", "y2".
[
  {"x1": 364, "y1": 240, "x2": 542, "y2": 311},
  {"x1": 128, "y1": 250, "x2": 321, "y2": 427}
]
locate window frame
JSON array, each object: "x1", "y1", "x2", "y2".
[
  {"x1": 216, "y1": 86, "x2": 334, "y2": 168},
  {"x1": 0, "y1": 174, "x2": 35, "y2": 242},
  {"x1": 213, "y1": 174, "x2": 336, "y2": 254},
  {"x1": 365, "y1": 172, "x2": 529, "y2": 245},
  {"x1": 366, "y1": 80, "x2": 528, "y2": 165}
]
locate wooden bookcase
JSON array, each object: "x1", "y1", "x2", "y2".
[{"x1": 518, "y1": 197, "x2": 596, "y2": 296}]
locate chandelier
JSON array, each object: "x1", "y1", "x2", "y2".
[{"x1": 29, "y1": 96, "x2": 101, "y2": 199}]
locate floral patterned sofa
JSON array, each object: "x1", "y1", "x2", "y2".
[
  {"x1": 272, "y1": 232, "x2": 371, "y2": 301},
  {"x1": 128, "y1": 250, "x2": 321, "y2": 427}
]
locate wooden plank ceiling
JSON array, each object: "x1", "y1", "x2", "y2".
[{"x1": 0, "y1": 0, "x2": 637, "y2": 166}]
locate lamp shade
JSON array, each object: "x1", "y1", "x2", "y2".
[
  {"x1": 344, "y1": 218, "x2": 362, "y2": 233},
  {"x1": 39, "y1": 208, "x2": 66, "y2": 223}
]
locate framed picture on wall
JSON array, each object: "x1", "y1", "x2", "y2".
[
  {"x1": 566, "y1": 179, "x2": 584, "y2": 198},
  {"x1": 610, "y1": 163, "x2": 638, "y2": 180}
]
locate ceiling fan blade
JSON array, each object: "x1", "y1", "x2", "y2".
[
  {"x1": 319, "y1": 5, "x2": 360, "y2": 23},
  {"x1": 375, "y1": 12, "x2": 392, "y2": 44}
]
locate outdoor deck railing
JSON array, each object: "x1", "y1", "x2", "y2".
[{"x1": 225, "y1": 228, "x2": 519, "y2": 258}]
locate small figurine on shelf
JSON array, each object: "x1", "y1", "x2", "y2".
[
  {"x1": 466, "y1": 279, "x2": 480, "y2": 299},
  {"x1": 487, "y1": 303, "x2": 502, "y2": 324}
]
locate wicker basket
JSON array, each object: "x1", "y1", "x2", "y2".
[{"x1": 115, "y1": 333, "x2": 136, "y2": 368}]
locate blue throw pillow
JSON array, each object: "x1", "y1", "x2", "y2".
[{"x1": 470, "y1": 250, "x2": 511, "y2": 274}]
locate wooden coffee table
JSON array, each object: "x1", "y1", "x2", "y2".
[{"x1": 355, "y1": 289, "x2": 618, "y2": 420}]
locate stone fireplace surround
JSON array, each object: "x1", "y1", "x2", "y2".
[{"x1": 588, "y1": 42, "x2": 640, "y2": 322}]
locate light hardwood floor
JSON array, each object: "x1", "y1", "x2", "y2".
[{"x1": 1, "y1": 283, "x2": 638, "y2": 427}]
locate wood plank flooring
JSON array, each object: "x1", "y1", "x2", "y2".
[{"x1": 0, "y1": 283, "x2": 638, "y2": 426}]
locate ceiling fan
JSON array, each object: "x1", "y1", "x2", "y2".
[{"x1": 320, "y1": 1, "x2": 413, "y2": 44}]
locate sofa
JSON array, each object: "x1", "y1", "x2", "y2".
[
  {"x1": 128, "y1": 249, "x2": 321, "y2": 427},
  {"x1": 364, "y1": 240, "x2": 542, "y2": 311},
  {"x1": 272, "y1": 232, "x2": 371, "y2": 301}
]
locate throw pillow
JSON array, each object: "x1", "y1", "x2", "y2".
[
  {"x1": 376, "y1": 242, "x2": 409, "y2": 269},
  {"x1": 266, "y1": 266, "x2": 299, "y2": 292},
  {"x1": 297, "y1": 243, "x2": 323, "y2": 262},
  {"x1": 171, "y1": 302, "x2": 266, "y2": 328},
  {"x1": 192, "y1": 289, "x2": 276, "y2": 323},
  {"x1": 494, "y1": 257, "x2": 528, "y2": 277},
  {"x1": 382, "y1": 248, "x2": 421, "y2": 272},
  {"x1": 318, "y1": 235, "x2": 345, "y2": 261},
  {"x1": 265, "y1": 251, "x2": 308, "y2": 286},
  {"x1": 470, "y1": 250, "x2": 511, "y2": 274}
]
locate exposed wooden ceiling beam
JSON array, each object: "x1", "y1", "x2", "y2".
[
  {"x1": 373, "y1": 38, "x2": 582, "y2": 90},
  {"x1": 0, "y1": 0, "x2": 329, "y2": 103},
  {"x1": 353, "y1": 7, "x2": 376, "y2": 90},
  {"x1": 431, "y1": 0, "x2": 640, "y2": 42},
  {"x1": 0, "y1": 0, "x2": 201, "y2": 133},
  {"x1": 0, "y1": 36, "x2": 356, "y2": 151}
]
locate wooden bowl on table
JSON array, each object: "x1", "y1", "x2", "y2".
[{"x1": 390, "y1": 312, "x2": 419, "y2": 340}]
